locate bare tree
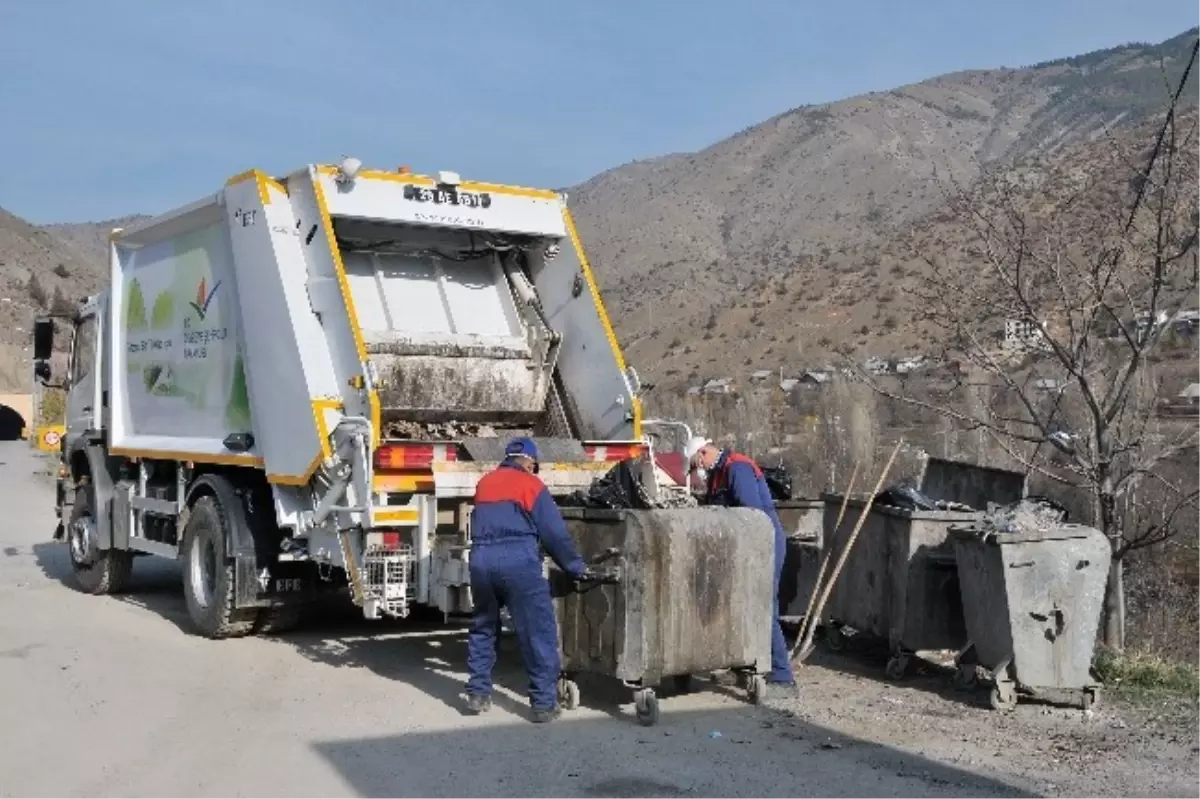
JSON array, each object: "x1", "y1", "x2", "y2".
[{"x1": 858, "y1": 49, "x2": 1200, "y2": 650}]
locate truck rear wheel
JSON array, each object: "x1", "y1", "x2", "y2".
[
  {"x1": 182, "y1": 495, "x2": 258, "y2": 639},
  {"x1": 68, "y1": 483, "x2": 133, "y2": 595}
]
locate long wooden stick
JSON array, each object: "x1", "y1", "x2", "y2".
[
  {"x1": 792, "y1": 462, "x2": 859, "y2": 658},
  {"x1": 793, "y1": 440, "x2": 904, "y2": 667}
]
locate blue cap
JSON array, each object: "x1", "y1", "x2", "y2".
[{"x1": 504, "y1": 436, "x2": 539, "y2": 463}]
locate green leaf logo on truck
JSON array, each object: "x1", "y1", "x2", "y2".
[
  {"x1": 225, "y1": 351, "x2": 251, "y2": 430},
  {"x1": 188, "y1": 277, "x2": 221, "y2": 321},
  {"x1": 126, "y1": 279, "x2": 147, "y2": 330},
  {"x1": 151, "y1": 291, "x2": 174, "y2": 329}
]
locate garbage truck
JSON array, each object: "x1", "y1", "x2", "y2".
[{"x1": 32, "y1": 160, "x2": 661, "y2": 638}]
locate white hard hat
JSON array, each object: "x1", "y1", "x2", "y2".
[{"x1": 683, "y1": 436, "x2": 711, "y2": 462}]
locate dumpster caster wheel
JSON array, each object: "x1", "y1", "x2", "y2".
[
  {"x1": 885, "y1": 654, "x2": 909, "y2": 681},
  {"x1": 1081, "y1": 687, "x2": 1100, "y2": 711},
  {"x1": 557, "y1": 678, "x2": 580, "y2": 711},
  {"x1": 989, "y1": 682, "x2": 1017, "y2": 711},
  {"x1": 634, "y1": 689, "x2": 659, "y2": 726},
  {"x1": 749, "y1": 675, "x2": 768, "y2": 705},
  {"x1": 824, "y1": 624, "x2": 848, "y2": 653},
  {"x1": 953, "y1": 664, "x2": 979, "y2": 692}
]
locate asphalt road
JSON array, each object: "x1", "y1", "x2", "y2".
[{"x1": 0, "y1": 441, "x2": 1029, "y2": 798}]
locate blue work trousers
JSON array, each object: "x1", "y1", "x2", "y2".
[
  {"x1": 465, "y1": 540, "x2": 560, "y2": 709},
  {"x1": 770, "y1": 531, "x2": 795, "y2": 684}
]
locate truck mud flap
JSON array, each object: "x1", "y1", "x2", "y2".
[{"x1": 188, "y1": 474, "x2": 291, "y2": 611}]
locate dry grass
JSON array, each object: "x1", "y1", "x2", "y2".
[
  {"x1": 1093, "y1": 647, "x2": 1200, "y2": 696},
  {"x1": 38, "y1": 388, "x2": 65, "y2": 426}
]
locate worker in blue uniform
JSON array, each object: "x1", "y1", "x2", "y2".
[
  {"x1": 465, "y1": 437, "x2": 588, "y2": 722},
  {"x1": 685, "y1": 436, "x2": 796, "y2": 694}
]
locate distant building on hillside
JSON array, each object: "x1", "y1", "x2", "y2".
[
  {"x1": 1004, "y1": 317, "x2": 1049, "y2": 352},
  {"x1": 702, "y1": 378, "x2": 736, "y2": 396},
  {"x1": 749, "y1": 369, "x2": 774, "y2": 383}
]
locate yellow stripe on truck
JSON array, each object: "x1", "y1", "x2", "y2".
[
  {"x1": 560, "y1": 207, "x2": 643, "y2": 439},
  {"x1": 315, "y1": 165, "x2": 559, "y2": 200},
  {"x1": 225, "y1": 169, "x2": 287, "y2": 206},
  {"x1": 111, "y1": 446, "x2": 264, "y2": 468},
  {"x1": 312, "y1": 171, "x2": 383, "y2": 447}
]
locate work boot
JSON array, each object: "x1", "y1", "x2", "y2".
[
  {"x1": 765, "y1": 681, "x2": 798, "y2": 701},
  {"x1": 530, "y1": 705, "x2": 562, "y2": 723},
  {"x1": 465, "y1": 694, "x2": 492, "y2": 714}
]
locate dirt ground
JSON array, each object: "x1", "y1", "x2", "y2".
[
  {"x1": 2, "y1": 441, "x2": 1196, "y2": 797},
  {"x1": 770, "y1": 637, "x2": 1198, "y2": 798}
]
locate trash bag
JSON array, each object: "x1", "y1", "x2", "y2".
[
  {"x1": 564, "y1": 458, "x2": 698, "y2": 510},
  {"x1": 762, "y1": 465, "x2": 794, "y2": 501},
  {"x1": 873, "y1": 483, "x2": 937, "y2": 511}
]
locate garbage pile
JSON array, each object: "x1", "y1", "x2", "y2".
[
  {"x1": 383, "y1": 420, "x2": 501, "y2": 439},
  {"x1": 566, "y1": 459, "x2": 698, "y2": 510},
  {"x1": 981, "y1": 495, "x2": 1069, "y2": 534}
]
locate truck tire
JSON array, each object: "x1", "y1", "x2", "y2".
[
  {"x1": 68, "y1": 483, "x2": 133, "y2": 595},
  {"x1": 182, "y1": 495, "x2": 258, "y2": 639}
]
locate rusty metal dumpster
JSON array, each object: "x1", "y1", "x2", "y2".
[
  {"x1": 818, "y1": 493, "x2": 980, "y2": 678},
  {"x1": 554, "y1": 506, "x2": 775, "y2": 725},
  {"x1": 950, "y1": 523, "x2": 1110, "y2": 710}
]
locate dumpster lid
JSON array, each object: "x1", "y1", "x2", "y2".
[
  {"x1": 820, "y1": 492, "x2": 982, "y2": 521},
  {"x1": 559, "y1": 507, "x2": 631, "y2": 521},
  {"x1": 950, "y1": 523, "x2": 1097, "y2": 545}
]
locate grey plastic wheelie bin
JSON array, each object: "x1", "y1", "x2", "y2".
[
  {"x1": 553, "y1": 506, "x2": 774, "y2": 725},
  {"x1": 950, "y1": 523, "x2": 1111, "y2": 710}
]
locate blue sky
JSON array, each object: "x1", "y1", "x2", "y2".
[{"x1": 1, "y1": 0, "x2": 1196, "y2": 223}]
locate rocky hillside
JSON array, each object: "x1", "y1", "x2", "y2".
[
  {"x1": 0, "y1": 29, "x2": 1194, "y2": 395},
  {"x1": 571, "y1": 28, "x2": 1198, "y2": 386},
  {"x1": 0, "y1": 210, "x2": 143, "y2": 389}
]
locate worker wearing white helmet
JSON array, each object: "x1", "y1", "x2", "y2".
[{"x1": 685, "y1": 436, "x2": 796, "y2": 693}]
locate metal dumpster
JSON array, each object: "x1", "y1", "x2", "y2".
[
  {"x1": 777, "y1": 498, "x2": 825, "y2": 625},
  {"x1": 554, "y1": 506, "x2": 774, "y2": 725},
  {"x1": 950, "y1": 524, "x2": 1110, "y2": 710},
  {"x1": 776, "y1": 498, "x2": 825, "y2": 548},
  {"x1": 819, "y1": 493, "x2": 980, "y2": 678},
  {"x1": 779, "y1": 538, "x2": 823, "y2": 624}
]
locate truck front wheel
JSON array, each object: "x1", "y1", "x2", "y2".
[
  {"x1": 68, "y1": 482, "x2": 133, "y2": 595},
  {"x1": 182, "y1": 495, "x2": 258, "y2": 639}
]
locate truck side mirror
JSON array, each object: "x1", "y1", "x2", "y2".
[{"x1": 33, "y1": 316, "x2": 54, "y2": 361}]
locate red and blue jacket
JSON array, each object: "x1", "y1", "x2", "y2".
[
  {"x1": 707, "y1": 450, "x2": 786, "y2": 539},
  {"x1": 471, "y1": 459, "x2": 586, "y2": 577}
]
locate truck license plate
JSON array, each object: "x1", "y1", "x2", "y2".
[{"x1": 403, "y1": 185, "x2": 491, "y2": 208}]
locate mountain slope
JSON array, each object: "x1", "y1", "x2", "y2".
[{"x1": 571, "y1": 29, "x2": 1199, "y2": 384}]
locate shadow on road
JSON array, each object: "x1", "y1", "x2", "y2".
[
  {"x1": 274, "y1": 607, "x2": 703, "y2": 723},
  {"x1": 33, "y1": 541, "x2": 201, "y2": 634},
  {"x1": 310, "y1": 705, "x2": 1035, "y2": 798},
  {"x1": 31, "y1": 540, "x2": 646, "y2": 718},
  {"x1": 795, "y1": 628, "x2": 992, "y2": 710},
  {"x1": 31, "y1": 539, "x2": 989, "y2": 714}
]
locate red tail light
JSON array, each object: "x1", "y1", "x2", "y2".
[
  {"x1": 583, "y1": 443, "x2": 647, "y2": 462},
  {"x1": 374, "y1": 443, "x2": 460, "y2": 470}
]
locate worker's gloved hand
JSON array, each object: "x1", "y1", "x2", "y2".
[{"x1": 575, "y1": 567, "x2": 618, "y2": 584}]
